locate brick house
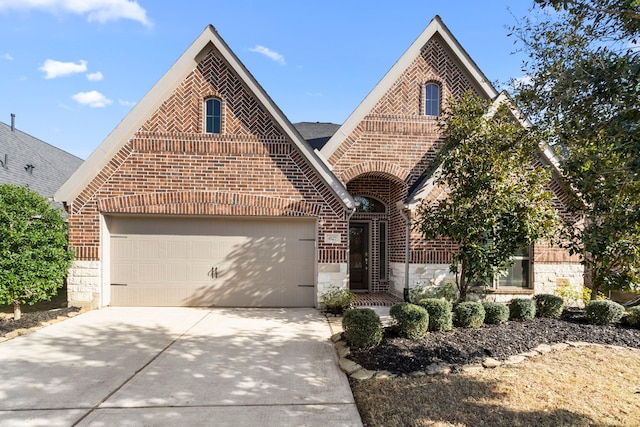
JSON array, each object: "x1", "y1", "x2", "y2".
[{"x1": 55, "y1": 16, "x2": 582, "y2": 309}]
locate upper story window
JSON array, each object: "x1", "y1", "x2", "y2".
[
  {"x1": 424, "y1": 83, "x2": 440, "y2": 116},
  {"x1": 205, "y1": 98, "x2": 221, "y2": 134},
  {"x1": 354, "y1": 196, "x2": 386, "y2": 213}
]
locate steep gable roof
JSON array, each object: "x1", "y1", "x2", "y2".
[
  {"x1": 55, "y1": 25, "x2": 353, "y2": 209},
  {"x1": 320, "y1": 15, "x2": 499, "y2": 161},
  {"x1": 405, "y1": 91, "x2": 563, "y2": 209},
  {"x1": 0, "y1": 119, "x2": 82, "y2": 202}
]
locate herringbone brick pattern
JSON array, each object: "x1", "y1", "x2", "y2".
[{"x1": 67, "y1": 45, "x2": 347, "y2": 264}]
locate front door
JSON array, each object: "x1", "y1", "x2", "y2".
[{"x1": 349, "y1": 223, "x2": 369, "y2": 291}]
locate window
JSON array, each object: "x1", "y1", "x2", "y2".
[
  {"x1": 496, "y1": 247, "x2": 531, "y2": 289},
  {"x1": 205, "y1": 98, "x2": 221, "y2": 134},
  {"x1": 379, "y1": 221, "x2": 388, "y2": 280},
  {"x1": 354, "y1": 196, "x2": 386, "y2": 213},
  {"x1": 424, "y1": 83, "x2": 440, "y2": 116}
]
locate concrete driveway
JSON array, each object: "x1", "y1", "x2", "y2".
[{"x1": 0, "y1": 308, "x2": 362, "y2": 426}]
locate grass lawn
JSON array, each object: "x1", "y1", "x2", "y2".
[{"x1": 351, "y1": 345, "x2": 640, "y2": 427}]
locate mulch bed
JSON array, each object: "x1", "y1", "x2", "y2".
[
  {"x1": 349, "y1": 309, "x2": 640, "y2": 375},
  {"x1": 0, "y1": 307, "x2": 80, "y2": 336}
]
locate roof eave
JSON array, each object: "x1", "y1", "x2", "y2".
[
  {"x1": 320, "y1": 15, "x2": 499, "y2": 161},
  {"x1": 55, "y1": 25, "x2": 353, "y2": 210}
]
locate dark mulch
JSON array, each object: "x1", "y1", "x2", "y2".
[
  {"x1": 349, "y1": 309, "x2": 640, "y2": 375},
  {"x1": 0, "y1": 307, "x2": 80, "y2": 335}
]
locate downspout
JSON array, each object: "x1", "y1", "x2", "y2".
[{"x1": 396, "y1": 201, "x2": 411, "y2": 302}]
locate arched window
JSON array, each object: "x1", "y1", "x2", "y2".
[
  {"x1": 354, "y1": 196, "x2": 386, "y2": 213},
  {"x1": 205, "y1": 98, "x2": 221, "y2": 134},
  {"x1": 424, "y1": 83, "x2": 440, "y2": 116}
]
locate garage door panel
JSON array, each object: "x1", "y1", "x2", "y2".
[{"x1": 109, "y1": 216, "x2": 316, "y2": 307}]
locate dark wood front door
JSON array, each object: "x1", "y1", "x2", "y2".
[{"x1": 349, "y1": 223, "x2": 369, "y2": 291}]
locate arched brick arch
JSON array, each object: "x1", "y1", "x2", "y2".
[
  {"x1": 97, "y1": 191, "x2": 322, "y2": 217},
  {"x1": 341, "y1": 161, "x2": 409, "y2": 185}
]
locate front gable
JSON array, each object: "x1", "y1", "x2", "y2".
[
  {"x1": 321, "y1": 16, "x2": 498, "y2": 187},
  {"x1": 55, "y1": 26, "x2": 354, "y2": 307}
]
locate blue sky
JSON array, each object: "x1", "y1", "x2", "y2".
[{"x1": 0, "y1": 1, "x2": 533, "y2": 159}]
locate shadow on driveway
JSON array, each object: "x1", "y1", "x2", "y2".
[{"x1": 0, "y1": 307, "x2": 361, "y2": 426}]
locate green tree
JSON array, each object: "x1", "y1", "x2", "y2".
[
  {"x1": 512, "y1": 0, "x2": 640, "y2": 298},
  {"x1": 415, "y1": 92, "x2": 559, "y2": 302},
  {"x1": 0, "y1": 184, "x2": 74, "y2": 320}
]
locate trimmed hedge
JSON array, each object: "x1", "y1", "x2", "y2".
[
  {"x1": 482, "y1": 302, "x2": 509, "y2": 324},
  {"x1": 509, "y1": 298, "x2": 536, "y2": 321},
  {"x1": 585, "y1": 300, "x2": 625, "y2": 325},
  {"x1": 342, "y1": 308, "x2": 383, "y2": 348},
  {"x1": 418, "y1": 298, "x2": 453, "y2": 331},
  {"x1": 626, "y1": 306, "x2": 640, "y2": 328},
  {"x1": 454, "y1": 301, "x2": 485, "y2": 328},
  {"x1": 390, "y1": 303, "x2": 430, "y2": 339},
  {"x1": 534, "y1": 294, "x2": 564, "y2": 318}
]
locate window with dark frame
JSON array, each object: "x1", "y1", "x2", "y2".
[
  {"x1": 424, "y1": 83, "x2": 440, "y2": 116},
  {"x1": 496, "y1": 246, "x2": 531, "y2": 289},
  {"x1": 205, "y1": 98, "x2": 221, "y2": 134}
]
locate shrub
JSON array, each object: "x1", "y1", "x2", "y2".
[
  {"x1": 533, "y1": 294, "x2": 564, "y2": 318},
  {"x1": 342, "y1": 308, "x2": 383, "y2": 349},
  {"x1": 482, "y1": 302, "x2": 509, "y2": 324},
  {"x1": 417, "y1": 298, "x2": 453, "y2": 331},
  {"x1": 320, "y1": 286, "x2": 356, "y2": 315},
  {"x1": 625, "y1": 306, "x2": 640, "y2": 328},
  {"x1": 409, "y1": 282, "x2": 459, "y2": 304},
  {"x1": 585, "y1": 300, "x2": 625, "y2": 325},
  {"x1": 509, "y1": 298, "x2": 536, "y2": 321},
  {"x1": 389, "y1": 303, "x2": 430, "y2": 339},
  {"x1": 454, "y1": 301, "x2": 485, "y2": 328}
]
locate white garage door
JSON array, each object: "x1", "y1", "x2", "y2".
[{"x1": 108, "y1": 216, "x2": 316, "y2": 307}]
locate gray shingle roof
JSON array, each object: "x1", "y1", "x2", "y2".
[
  {"x1": 0, "y1": 120, "x2": 83, "y2": 205},
  {"x1": 293, "y1": 122, "x2": 340, "y2": 150}
]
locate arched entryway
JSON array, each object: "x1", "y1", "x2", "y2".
[{"x1": 347, "y1": 173, "x2": 407, "y2": 293}]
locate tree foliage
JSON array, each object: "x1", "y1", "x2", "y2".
[
  {"x1": 414, "y1": 92, "x2": 559, "y2": 302},
  {"x1": 0, "y1": 184, "x2": 74, "y2": 319},
  {"x1": 512, "y1": 0, "x2": 640, "y2": 298}
]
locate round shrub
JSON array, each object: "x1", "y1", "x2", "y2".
[
  {"x1": 482, "y1": 302, "x2": 509, "y2": 324},
  {"x1": 418, "y1": 298, "x2": 453, "y2": 331},
  {"x1": 342, "y1": 308, "x2": 383, "y2": 349},
  {"x1": 625, "y1": 306, "x2": 640, "y2": 328},
  {"x1": 585, "y1": 300, "x2": 625, "y2": 325},
  {"x1": 509, "y1": 298, "x2": 536, "y2": 321},
  {"x1": 389, "y1": 302, "x2": 430, "y2": 339},
  {"x1": 533, "y1": 294, "x2": 565, "y2": 318},
  {"x1": 454, "y1": 301, "x2": 485, "y2": 328}
]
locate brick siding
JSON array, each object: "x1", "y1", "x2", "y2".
[{"x1": 67, "y1": 47, "x2": 348, "y2": 267}]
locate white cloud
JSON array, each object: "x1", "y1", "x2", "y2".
[
  {"x1": 1, "y1": 53, "x2": 13, "y2": 60},
  {"x1": 118, "y1": 99, "x2": 136, "y2": 106},
  {"x1": 249, "y1": 45, "x2": 286, "y2": 65},
  {"x1": 0, "y1": 0, "x2": 152, "y2": 27},
  {"x1": 511, "y1": 74, "x2": 533, "y2": 90},
  {"x1": 72, "y1": 90, "x2": 112, "y2": 108},
  {"x1": 86, "y1": 71, "x2": 104, "y2": 81},
  {"x1": 39, "y1": 59, "x2": 87, "y2": 79}
]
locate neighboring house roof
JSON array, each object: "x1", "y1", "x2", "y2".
[
  {"x1": 320, "y1": 15, "x2": 499, "y2": 160},
  {"x1": 0, "y1": 118, "x2": 83, "y2": 204},
  {"x1": 405, "y1": 91, "x2": 564, "y2": 210},
  {"x1": 293, "y1": 122, "x2": 340, "y2": 150},
  {"x1": 55, "y1": 25, "x2": 354, "y2": 210}
]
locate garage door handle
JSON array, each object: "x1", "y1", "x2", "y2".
[
  {"x1": 298, "y1": 284, "x2": 314, "y2": 288},
  {"x1": 208, "y1": 267, "x2": 218, "y2": 279}
]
